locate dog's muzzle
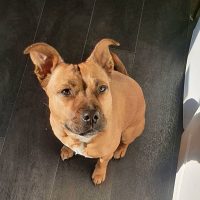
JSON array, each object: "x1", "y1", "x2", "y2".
[
  {"x1": 81, "y1": 109, "x2": 100, "y2": 126},
  {"x1": 64, "y1": 108, "x2": 105, "y2": 136}
]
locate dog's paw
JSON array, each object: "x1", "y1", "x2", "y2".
[
  {"x1": 92, "y1": 171, "x2": 106, "y2": 185},
  {"x1": 113, "y1": 144, "x2": 127, "y2": 159},
  {"x1": 60, "y1": 146, "x2": 74, "y2": 161}
]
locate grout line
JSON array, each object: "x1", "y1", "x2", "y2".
[
  {"x1": 0, "y1": 0, "x2": 46, "y2": 156},
  {"x1": 132, "y1": 0, "x2": 146, "y2": 65},
  {"x1": 0, "y1": 137, "x2": 4, "y2": 155},
  {"x1": 32, "y1": 0, "x2": 46, "y2": 42},
  {"x1": 49, "y1": 157, "x2": 61, "y2": 200},
  {"x1": 131, "y1": 53, "x2": 136, "y2": 76},
  {"x1": 80, "y1": 0, "x2": 97, "y2": 61}
]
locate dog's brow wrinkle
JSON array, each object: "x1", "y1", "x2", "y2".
[
  {"x1": 82, "y1": 79, "x2": 87, "y2": 91},
  {"x1": 68, "y1": 80, "x2": 76, "y2": 87},
  {"x1": 95, "y1": 79, "x2": 99, "y2": 87},
  {"x1": 76, "y1": 64, "x2": 80, "y2": 71}
]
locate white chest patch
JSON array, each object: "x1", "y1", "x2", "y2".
[{"x1": 67, "y1": 133, "x2": 96, "y2": 158}]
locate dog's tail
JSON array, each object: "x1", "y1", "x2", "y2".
[{"x1": 111, "y1": 51, "x2": 128, "y2": 76}]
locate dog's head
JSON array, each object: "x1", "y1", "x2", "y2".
[{"x1": 24, "y1": 39, "x2": 121, "y2": 137}]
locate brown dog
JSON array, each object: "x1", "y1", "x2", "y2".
[{"x1": 24, "y1": 39, "x2": 146, "y2": 185}]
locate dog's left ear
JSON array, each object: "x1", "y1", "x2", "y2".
[{"x1": 87, "y1": 39, "x2": 120, "y2": 74}]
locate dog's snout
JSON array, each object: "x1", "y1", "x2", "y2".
[{"x1": 82, "y1": 110, "x2": 100, "y2": 124}]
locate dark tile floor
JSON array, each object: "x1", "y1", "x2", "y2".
[
  {"x1": 0, "y1": 0, "x2": 191, "y2": 199},
  {"x1": 0, "y1": 137, "x2": 4, "y2": 154}
]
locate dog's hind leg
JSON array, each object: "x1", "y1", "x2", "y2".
[{"x1": 113, "y1": 119, "x2": 145, "y2": 159}]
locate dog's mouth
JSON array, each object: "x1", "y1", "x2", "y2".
[
  {"x1": 79, "y1": 129, "x2": 97, "y2": 136},
  {"x1": 64, "y1": 124, "x2": 99, "y2": 137}
]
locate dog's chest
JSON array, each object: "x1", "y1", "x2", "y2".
[{"x1": 68, "y1": 134, "x2": 95, "y2": 158}]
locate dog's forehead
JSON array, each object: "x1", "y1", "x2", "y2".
[
  {"x1": 78, "y1": 62, "x2": 109, "y2": 84},
  {"x1": 48, "y1": 63, "x2": 81, "y2": 88},
  {"x1": 47, "y1": 62, "x2": 109, "y2": 93}
]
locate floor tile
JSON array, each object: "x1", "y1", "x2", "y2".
[
  {"x1": 34, "y1": 0, "x2": 95, "y2": 63},
  {"x1": 0, "y1": 0, "x2": 45, "y2": 137},
  {"x1": 82, "y1": 0, "x2": 144, "y2": 60},
  {"x1": 0, "y1": 63, "x2": 61, "y2": 200},
  {"x1": 0, "y1": 137, "x2": 4, "y2": 155},
  {"x1": 110, "y1": 0, "x2": 189, "y2": 200}
]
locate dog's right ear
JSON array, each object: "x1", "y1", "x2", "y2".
[
  {"x1": 24, "y1": 43, "x2": 63, "y2": 87},
  {"x1": 87, "y1": 38, "x2": 128, "y2": 75}
]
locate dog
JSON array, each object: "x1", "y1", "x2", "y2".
[{"x1": 24, "y1": 39, "x2": 146, "y2": 185}]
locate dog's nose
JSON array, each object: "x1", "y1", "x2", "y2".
[{"x1": 82, "y1": 110, "x2": 100, "y2": 124}]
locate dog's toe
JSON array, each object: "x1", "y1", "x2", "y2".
[
  {"x1": 60, "y1": 146, "x2": 74, "y2": 161},
  {"x1": 113, "y1": 146, "x2": 127, "y2": 159},
  {"x1": 92, "y1": 173, "x2": 106, "y2": 185}
]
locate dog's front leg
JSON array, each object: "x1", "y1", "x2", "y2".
[
  {"x1": 59, "y1": 136, "x2": 81, "y2": 160},
  {"x1": 92, "y1": 153, "x2": 113, "y2": 185},
  {"x1": 60, "y1": 145, "x2": 74, "y2": 161}
]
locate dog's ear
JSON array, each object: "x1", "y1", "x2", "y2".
[
  {"x1": 24, "y1": 43, "x2": 63, "y2": 87},
  {"x1": 87, "y1": 38, "x2": 120, "y2": 74}
]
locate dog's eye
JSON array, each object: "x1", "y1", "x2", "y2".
[
  {"x1": 61, "y1": 88, "x2": 72, "y2": 96},
  {"x1": 98, "y1": 85, "x2": 108, "y2": 93}
]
